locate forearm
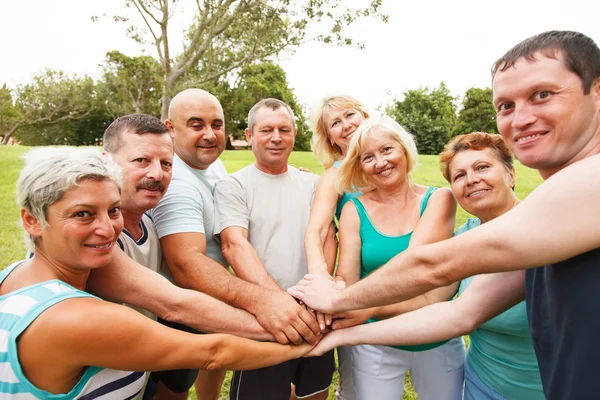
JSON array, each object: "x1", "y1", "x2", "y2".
[
  {"x1": 166, "y1": 288, "x2": 273, "y2": 341},
  {"x1": 223, "y1": 240, "x2": 281, "y2": 291},
  {"x1": 371, "y1": 284, "x2": 459, "y2": 320},
  {"x1": 203, "y1": 334, "x2": 308, "y2": 371},
  {"x1": 305, "y1": 224, "x2": 331, "y2": 275}
]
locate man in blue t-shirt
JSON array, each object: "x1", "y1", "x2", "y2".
[{"x1": 289, "y1": 30, "x2": 600, "y2": 400}]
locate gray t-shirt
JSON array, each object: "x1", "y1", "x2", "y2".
[
  {"x1": 214, "y1": 164, "x2": 319, "y2": 290},
  {"x1": 152, "y1": 154, "x2": 228, "y2": 282}
]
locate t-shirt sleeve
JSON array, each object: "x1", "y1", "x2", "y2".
[
  {"x1": 213, "y1": 176, "x2": 249, "y2": 236},
  {"x1": 152, "y1": 179, "x2": 206, "y2": 238}
]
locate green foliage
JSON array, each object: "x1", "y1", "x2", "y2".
[
  {"x1": 387, "y1": 82, "x2": 457, "y2": 155},
  {"x1": 454, "y1": 87, "x2": 497, "y2": 136},
  {"x1": 100, "y1": 50, "x2": 163, "y2": 117},
  {"x1": 4, "y1": 69, "x2": 99, "y2": 145}
]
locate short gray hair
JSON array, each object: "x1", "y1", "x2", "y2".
[
  {"x1": 247, "y1": 98, "x2": 296, "y2": 132},
  {"x1": 16, "y1": 147, "x2": 122, "y2": 249}
]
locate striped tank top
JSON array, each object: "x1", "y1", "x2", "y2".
[{"x1": 0, "y1": 261, "x2": 147, "y2": 399}]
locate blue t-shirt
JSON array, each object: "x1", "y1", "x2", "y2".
[
  {"x1": 456, "y1": 219, "x2": 543, "y2": 400},
  {"x1": 526, "y1": 246, "x2": 600, "y2": 399}
]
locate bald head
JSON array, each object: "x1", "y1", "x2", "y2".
[
  {"x1": 165, "y1": 88, "x2": 226, "y2": 170},
  {"x1": 168, "y1": 88, "x2": 223, "y2": 121}
]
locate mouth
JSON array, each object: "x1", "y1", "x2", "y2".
[
  {"x1": 378, "y1": 166, "x2": 394, "y2": 177},
  {"x1": 84, "y1": 242, "x2": 114, "y2": 250},
  {"x1": 267, "y1": 148, "x2": 285, "y2": 152},
  {"x1": 197, "y1": 144, "x2": 217, "y2": 150},
  {"x1": 515, "y1": 131, "x2": 547, "y2": 145},
  {"x1": 467, "y1": 189, "x2": 490, "y2": 198}
]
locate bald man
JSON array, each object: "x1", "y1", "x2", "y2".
[{"x1": 151, "y1": 89, "x2": 321, "y2": 399}]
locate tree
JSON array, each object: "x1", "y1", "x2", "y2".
[
  {"x1": 386, "y1": 82, "x2": 457, "y2": 155},
  {"x1": 98, "y1": 0, "x2": 386, "y2": 119},
  {"x1": 1, "y1": 70, "x2": 98, "y2": 145},
  {"x1": 100, "y1": 50, "x2": 163, "y2": 117},
  {"x1": 454, "y1": 87, "x2": 497, "y2": 136}
]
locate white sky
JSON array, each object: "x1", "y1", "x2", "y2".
[{"x1": 1, "y1": 0, "x2": 598, "y2": 113}]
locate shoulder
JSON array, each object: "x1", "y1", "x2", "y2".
[
  {"x1": 425, "y1": 186, "x2": 454, "y2": 205},
  {"x1": 215, "y1": 166, "x2": 251, "y2": 193}
]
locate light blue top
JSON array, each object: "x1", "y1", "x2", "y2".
[
  {"x1": 456, "y1": 218, "x2": 544, "y2": 400},
  {"x1": 0, "y1": 261, "x2": 147, "y2": 399}
]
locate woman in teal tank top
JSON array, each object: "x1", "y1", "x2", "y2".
[
  {"x1": 306, "y1": 133, "x2": 543, "y2": 400},
  {"x1": 332, "y1": 117, "x2": 465, "y2": 400}
]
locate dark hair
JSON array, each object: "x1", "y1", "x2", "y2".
[
  {"x1": 103, "y1": 113, "x2": 169, "y2": 153},
  {"x1": 439, "y1": 132, "x2": 514, "y2": 183},
  {"x1": 492, "y1": 31, "x2": 600, "y2": 94}
]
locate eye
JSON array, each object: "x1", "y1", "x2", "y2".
[
  {"x1": 331, "y1": 120, "x2": 340, "y2": 128},
  {"x1": 452, "y1": 172, "x2": 465, "y2": 182},
  {"x1": 362, "y1": 154, "x2": 373, "y2": 162},
  {"x1": 73, "y1": 211, "x2": 91, "y2": 218},
  {"x1": 109, "y1": 207, "x2": 121, "y2": 217},
  {"x1": 346, "y1": 112, "x2": 355, "y2": 118},
  {"x1": 534, "y1": 91, "x2": 551, "y2": 101},
  {"x1": 161, "y1": 160, "x2": 173, "y2": 168},
  {"x1": 212, "y1": 123, "x2": 224, "y2": 130},
  {"x1": 133, "y1": 158, "x2": 148, "y2": 164},
  {"x1": 383, "y1": 146, "x2": 393, "y2": 152},
  {"x1": 477, "y1": 164, "x2": 490, "y2": 170},
  {"x1": 497, "y1": 102, "x2": 514, "y2": 113}
]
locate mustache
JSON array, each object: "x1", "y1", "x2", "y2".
[{"x1": 136, "y1": 179, "x2": 165, "y2": 192}]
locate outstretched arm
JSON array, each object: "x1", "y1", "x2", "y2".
[
  {"x1": 21, "y1": 298, "x2": 311, "y2": 392},
  {"x1": 88, "y1": 248, "x2": 272, "y2": 340},
  {"x1": 310, "y1": 270, "x2": 525, "y2": 356},
  {"x1": 290, "y1": 154, "x2": 600, "y2": 313}
]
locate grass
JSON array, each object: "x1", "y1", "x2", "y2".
[{"x1": 0, "y1": 146, "x2": 543, "y2": 399}]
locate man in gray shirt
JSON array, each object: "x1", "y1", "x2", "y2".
[{"x1": 215, "y1": 98, "x2": 335, "y2": 400}]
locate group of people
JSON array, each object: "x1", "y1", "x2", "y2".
[{"x1": 1, "y1": 29, "x2": 599, "y2": 400}]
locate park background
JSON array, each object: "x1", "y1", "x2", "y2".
[{"x1": 0, "y1": 0, "x2": 593, "y2": 398}]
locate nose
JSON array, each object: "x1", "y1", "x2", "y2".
[
  {"x1": 342, "y1": 119, "x2": 351, "y2": 131},
  {"x1": 374, "y1": 154, "x2": 387, "y2": 169},
  {"x1": 203, "y1": 127, "x2": 216, "y2": 142},
  {"x1": 146, "y1": 160, "x2": 163, "y2": 181},
  {"x1": 94, "y1": 212, "x2": 118, "y2": 238},
  {"x1": 511, "y1": 102, "x2": 537, "y2": 130},
  {"x1": 270, "y1": 129, "x2": 282, "y2": 143},
  {"x1": 466, "y1": 170, "x2": 480, "y2": 185}
]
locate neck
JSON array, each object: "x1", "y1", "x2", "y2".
[
  {"x1": 121, "y1": 209, "x2": 144, "y2": 240},
  {"x1": 479, "y1": 195, "x2": 521, "y2": 224},
  {"x1": 28, "y1": 251, "x2": 90, "y2": 291},
  {"x1": 374, "y1": 179, "x2": 417, "y2": 204},
  {"x1": 254, "y1": 162, "x2": 288, "y2": 175},
  {"x1": 539, "y1": 132, "x2": 600, "y2": 180}
]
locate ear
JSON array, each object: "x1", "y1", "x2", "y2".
[
  {"x1": 164, "y1": 120, "x2": 176, "y2": 139},
  {"x1": 21, "y1": 209, "x2": 43, "y2": 239},
  {"x1": 245, "y1": 128, "x2": 252, "y2": 143},
  {"x1": 293, "y1": 128, "x2": 297, "y2": 138},
  {"x1": 508, "y1": 168, "x2": 516, "y2": 189}
]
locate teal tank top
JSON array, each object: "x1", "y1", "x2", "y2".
[
  {"x1": 333, "y1": 161, "x2": 361, "y2": 221},
  {"x1": 352, "y1": 187, "x2": 447, "y2": 351},
  {"x1": 456, "y1": 219, "x2": 544, "y2": 400}
]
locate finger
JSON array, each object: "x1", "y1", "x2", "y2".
[
  {"x1": 283, "y1": 325, "x2": 304, "y2": 346},
  {"x1": 317, "y1": 312, "x2": 326, "y2": 331},
  {"x1": 287, "y1": 287, "x2": 307, "y2": 303},
  {"x1": 331, "y1": 318, "x2": 357, "y2": 330},
  {"x1": 271, "y1": 329, "x2": 290, "y2": 345},
  {"x1": 295, "y1": 308, "x2": 321, "y2": 343},
  {"x1": 325, "y1": 313, "x2": 332, "y2": 327}
]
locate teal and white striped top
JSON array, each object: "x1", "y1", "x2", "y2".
[{"x1": 0, "y1": 261, "x2": 147, "y2": 399}]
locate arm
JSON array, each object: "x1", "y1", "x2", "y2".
[
  {"x1": 304, "y1": 167, "x2": 340, "y2": 277},
  {"x1": 21, "y1": 299, "x2": 312, "y2": 387},
  {"x1": 335, "y1": 201, "x2": 362, "y2": 285},
  {"x1": 332, "y1": 189, "x2": 458, "y2": 328},
  {"x1": 291, "y1": 153, "x2": 600, "y2": 312},
  {"x1": 310, "y1": 270, "x2": 525, "y2": 355},
  {"x1": 220, "y1": 226, "x2": 281, "y2": 291},
  {"x1": 87, "y1": 248, "x2": 272, "y2": 340},
  {"x1": 162, "y1": 232, "x2": 319, "y2": 344}
]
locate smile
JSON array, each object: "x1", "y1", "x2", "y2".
[
  {"x1": 516, "y1": 132, "x2": 546, "y2": 144},
  {"x1": 378, "y1": 167, "x2": 394, "y2": 176},
  {"x1": 85, "y1": 242, "x2": 113, "y2": 249},
  {"x1": 467, "y1": 189, "x2": 489, "y2": 198}
]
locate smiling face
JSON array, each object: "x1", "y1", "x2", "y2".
[
  {"x1": 493, "y1": 53, "x2": 600, "y2": 178},
  {"x1": 32, "y1": 179, "x2": 123, "y2": 271},
  {"x1": 166, "y1": 91, "x2": 226, "y2": 170},
  {"x1": 246, "y1": 106, "x2": 296, "y2": 174},
  {"x1": 448, "y1": 148, "x2": 516, "y2": 221},
  {"x1": 359, "y1": 131, "x2": 409, "y2": 189},
  {"x1": 112, "y1": 131, "x2": 173, "y2": 215},
  {"x1": 323, "y1": 106, "x2": 366, "y2": 155}
]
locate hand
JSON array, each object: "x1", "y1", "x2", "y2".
[
  {"x1": 305, "y1": 330, "x2": 342, "y2": 357},
  {"x1": 308, "y1": 272, "x2": 345, "y2": 332},
  {"x1": 331, "y1": 308, "x2": 372, "y2": 330},
  {"x1": 253, "y1": 289, "x2": 321, "y2": 345},
  {"x1": 289, "y1": 164, "x2": 311, "y2": 173},
  {"x1": 287, "y1": 274, "x2": 344, "y2": 314}
]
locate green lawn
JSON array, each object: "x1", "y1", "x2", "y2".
[{"x1": 0, "y1": 145, "x2": 543, "y2": 400}]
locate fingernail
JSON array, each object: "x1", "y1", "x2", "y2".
[{"x1": 320, "y1": 323, "x2": 325, "y2": 330}]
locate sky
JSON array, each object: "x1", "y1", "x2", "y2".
[{"x1": 1, "y1": 0, "x2": 599, "y2": 113}]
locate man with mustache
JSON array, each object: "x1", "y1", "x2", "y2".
[
  {"x1": 103, "y1": 114, "x2": 173, "y2": 320},
  {"x1": 214, "y1": 99, "x2": 335, "y2": 400}
]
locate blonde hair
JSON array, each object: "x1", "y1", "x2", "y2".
[
  {"x1": 310, "y1": 93, "x2": 370, "y2": 168},
  {"x1": 337, "y1": 116, "x2": 418, "y2": 194}
]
